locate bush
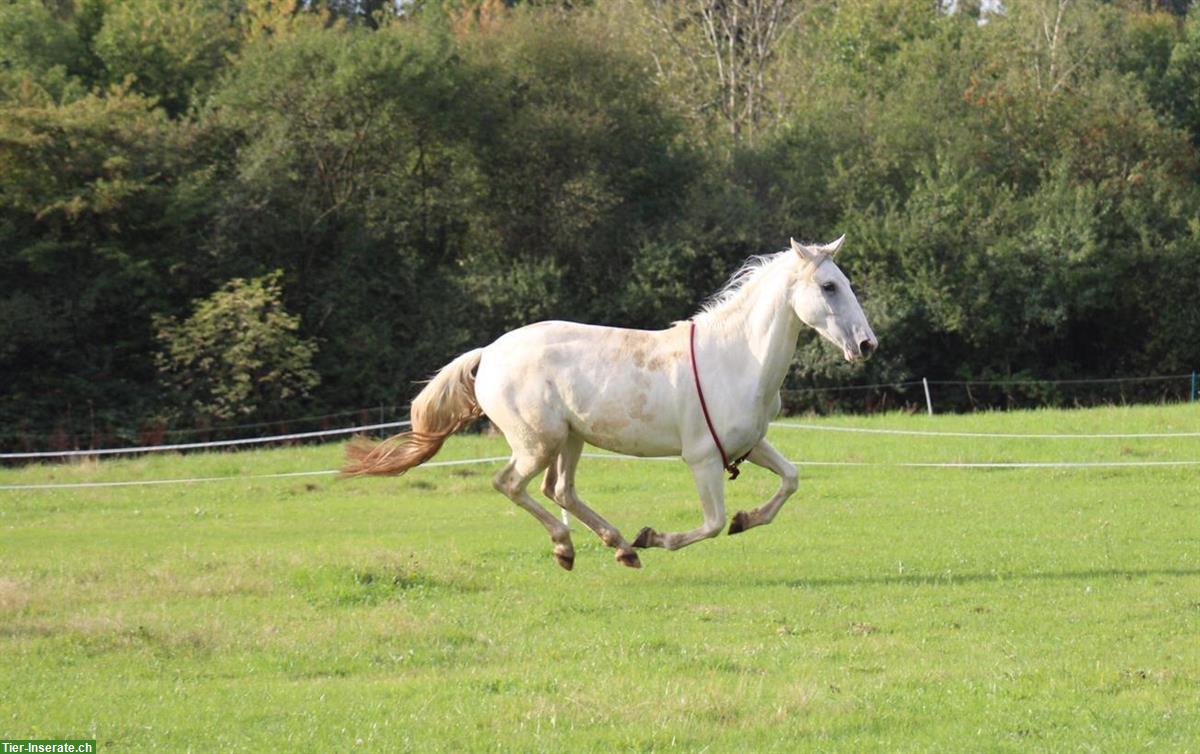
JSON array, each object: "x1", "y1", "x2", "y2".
[{"x1": 154, "y1": 272, "x2": 319, "y2": 422}]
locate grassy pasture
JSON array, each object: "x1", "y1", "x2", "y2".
[{"x1": 1, "y1": 404, "x2": 1198, "y2": 752}]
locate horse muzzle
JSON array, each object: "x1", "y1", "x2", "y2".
[{"x1": 844, "y1": 336, "x2": 877, "y2": 362}]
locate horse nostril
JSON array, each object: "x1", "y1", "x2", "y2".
[{"x1": 859, "y1": 339, "x2": 875, "y2": 357}]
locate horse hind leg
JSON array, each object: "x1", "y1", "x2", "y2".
[
  {"x1": 540, "y1": 463, "x2": 558, "y2": 501},
  {"x1": 492, "y1": 448, "x2": 575, "y2": 571},
  {"x1": 547, "y1": 434, "x2": 641, "y2": 569}
]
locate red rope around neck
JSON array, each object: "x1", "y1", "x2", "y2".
[{"x1": 689, "y1": 320, "x2": 747, "y2": 480}]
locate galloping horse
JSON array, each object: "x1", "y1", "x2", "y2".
[{"x1": 343, "y1": 237, "x2": 877, "y2": 570}]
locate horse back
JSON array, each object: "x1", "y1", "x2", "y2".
[{"x1": 475, "y1": 320, "x2": 690, "y2": 456}]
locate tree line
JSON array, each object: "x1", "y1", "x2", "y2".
[{"x1": 3, "y1": 0, "x2": 1200, "y2": 448}]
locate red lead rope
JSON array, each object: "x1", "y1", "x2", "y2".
[{"x1": 689, "y1": 321, "x2": 748, "y2": 480}]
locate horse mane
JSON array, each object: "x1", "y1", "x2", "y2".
[
  {"x1": 694, "y1": 252, "x2": 787, "y2": 318},
  {"x1": 691, "y1": 248, "x2": 826, "y2": 322}
]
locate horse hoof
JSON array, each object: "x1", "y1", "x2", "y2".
[
  {"x1": 554, "y1": 546, "x2": 575, "y2": 571},
  {"x1": 616, "y1": 549, "x2": 642, "y2": 569},
  {"x1": 728, "y1": 511, "x2": 750, "y2": 535},
  {"x1": 632, "y1": 527, "x2": 656, "y2": 548}
]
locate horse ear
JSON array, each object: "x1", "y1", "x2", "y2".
[
  {"x1": 790, "y1": 237, "x2": 820, "y2": 262},
  {"x1": 822, "y1": 234, "x2": 846, "y2": 257}
]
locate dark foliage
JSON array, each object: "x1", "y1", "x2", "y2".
[{"x1": 2, "y1": 0, "x2": 1199, "y2": 448}]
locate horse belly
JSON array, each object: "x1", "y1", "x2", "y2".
[{"x1": 577, "y1": 417, "x2": 680, "y2": 458}]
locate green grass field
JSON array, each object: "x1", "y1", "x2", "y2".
[{"x1": 2, "y1": 405, "x2": 1198, "y2": 752}]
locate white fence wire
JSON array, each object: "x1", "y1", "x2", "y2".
[
  {"x1": 7, "y1": 417, "x2": 1198, "y2": 461},
  {"x1": 3, "y1": 449, "x2": 1198, "y2": 492},
  {"x1": 2, "y1": 413, "x2": 1198, "y2": 491},
  {"x1": 767, "y1": 422, "x2": 1200, "y2": 439},
  {"x1": 0, "y1": 421, "x2": 411, "y2": 460}
]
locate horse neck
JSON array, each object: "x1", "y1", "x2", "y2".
[{"x1": 700, "y1": 268, "x2": 801, "y2": 398}]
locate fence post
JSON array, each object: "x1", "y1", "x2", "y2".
[
  {"x1": 1192, "y1": 371, "x2": 1197, "y2": 402},
  {"x1": 923, "y1": 377, "x2": 933, "y2": 416}
]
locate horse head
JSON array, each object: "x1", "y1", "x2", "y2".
[{"x1": 788, "y1": 236, "x2": 877, "y2": 362}]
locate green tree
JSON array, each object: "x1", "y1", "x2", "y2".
[
  {"x1": 0, "y1": 78, "x2": 193, "y2": 435},
  {"x1": 4, "y1": 0, "x2": 1200, "y2": 435},
  {"x1": 92, "y1": 0, "x2": 239, "y2": 116},
  {"x1": 769, "y1": 0, "x2": 1200, "y2": 405},
  {"x1": 0, "y1": 1, "x2": 85, "y2": 81},
  {"x1": 455, "y1": 10, "x2": 700, "y2": 330},
  {"x1": 154, "y1": 272, "x2": 320, "y2": 422},
  {"x1": 201, "y1": 21, "x2": 482, "y2": 408},
  {"x1": 1162, "y1": 7, "x2": 1200, "y2": 144},
  {"x1": 629, "y1": 0, "x2": 815, "y2": 147}
]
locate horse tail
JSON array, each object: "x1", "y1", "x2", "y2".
[{"x1": 341, "y1": 348, "x2": 485, "y2": 476}]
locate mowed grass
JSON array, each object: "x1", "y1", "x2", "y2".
[{"x1": 1, "y1": 404, "x2": 1198, "y2": 752}]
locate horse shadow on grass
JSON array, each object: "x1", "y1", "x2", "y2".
[{"x1": 680, "y1": 567, "x2": 1200, "y2": 591}]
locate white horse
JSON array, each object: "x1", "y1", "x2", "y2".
[{"x1": 344, "y1": 237, "x2": 877, "y2": 570}]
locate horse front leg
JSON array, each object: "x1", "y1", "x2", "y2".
[
  {"x1": 632, "y1": 458, "x2": 726, "y2": 551},
  {"x1": 727, "y1": 439, "x2": 798, "y2": 535}
]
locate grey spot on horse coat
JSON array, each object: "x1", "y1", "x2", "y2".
[{"x1": 628, "y1": 392, "x2": 650, "y2": 422}]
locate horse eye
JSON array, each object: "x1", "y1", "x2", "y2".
[{"x1": 821, "y1": 282, "x2": 837, "y2": 293}]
